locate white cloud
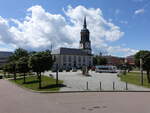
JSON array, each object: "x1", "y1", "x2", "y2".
[
  {"x1": 10, "y1": 5, "x2": 72, "y2": 51},
  {"x1": 134, "y1": 8, "x2": 145, "y2": 15},
  {"x1": 0, "y1": 17, "x2": 15, "y2": 44},
  {"x1": 64, "y1": 5, "x2": 124, "y2": 42},
  {"x1": 0, "y1": 5, "x2": 137, "y2": 56},
  {"x1": 107, "y1": 46, "x2": 138, "y2": 56}
]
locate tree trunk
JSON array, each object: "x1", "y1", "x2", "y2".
[
  {"x1": 23, "y1": 73, "x2": 26, "y2": 84},
  {"x1": 14, "y1": 71, "x2": 16, "y2": 81},
  {"x1": 147, "y1": 70, "x2": 150, "y2": 83},
  {"x1": 39, "y1": 73, "x2": 42, "y2": 89},
  {"x1": 4, "y1": 71, "x2": 6, "y2": 78},
  {"x1": 37, "y1": 72, "x2": 40, "y2": 79}
]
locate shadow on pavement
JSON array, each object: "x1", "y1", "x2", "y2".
[
  {"x1": 25, "y1": 80, "x2": 39, "y2": 84},
  {"x1": 41, "y1": 84, "x2": 66, "y2": 89}
]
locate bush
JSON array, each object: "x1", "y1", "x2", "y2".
[{"x1": 0, "y1": 75, "x2": 3, "y2": 79}]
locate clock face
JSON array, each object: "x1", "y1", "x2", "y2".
[{"x1": 85, "y1": 42, "x2": 90, "y2": 48}]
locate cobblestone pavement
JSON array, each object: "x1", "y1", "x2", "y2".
[
  {"x1": 44, "y1": 71, "x2": 150, "y2": 91},
  {"x1": 0, "y1": 79, "x2": 150, "y2": 113}
]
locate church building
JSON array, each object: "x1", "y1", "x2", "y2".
[{"x1": 52, "y1": 17, "x2": 93, "y2": 69}]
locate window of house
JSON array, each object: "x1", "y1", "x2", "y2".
[
  {"x1": 63, "y1": 55, "x2": 66, "y2": 62},
  {"x1": 69, "y1": 56, "x2": 71, "y2": 62},
  {"x1": 74, "y1": 56, "x2": 76, "y2": 60},
  {"x1": 78, "y1": 56, "x2": 81, "y2": 62},
  {"x1": 83, "y1": 56, "x2": 85, "y2": 63}
]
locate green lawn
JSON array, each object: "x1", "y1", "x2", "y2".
[
  {"x1": 120, "y1": 72, "x2": 150, "y2": 88},
  {"x1": 10, "y1": 75, "x2": 64, "y2": 91}
]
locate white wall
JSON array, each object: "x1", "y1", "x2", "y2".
[{"x1": 52, "y1": 54, "x2": 93, "y2": 69}]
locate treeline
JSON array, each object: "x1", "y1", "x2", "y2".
[
  {"x1": 135, "y1": 50, "x2": 150, "y2": 83},
  {"x1": 93, "y1": 56, "x2": 107, "y2": 65},
  {"x1": 3, "y1": 48, "x2": 54, "y2": 88}
]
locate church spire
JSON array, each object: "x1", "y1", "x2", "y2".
[{"x1": 83, "y1": 16, "x2": 87, "y2": 28}]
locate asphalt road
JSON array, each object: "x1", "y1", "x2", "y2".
[{"x1": 0, "y1": 79, "x2": 150, "y2": 113}]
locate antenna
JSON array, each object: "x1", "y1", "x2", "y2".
[{"x1": 50, "y1": 43, "x2": 53, "y2": 52}]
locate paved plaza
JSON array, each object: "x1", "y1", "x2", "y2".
[
  {"x1": 0, "y1": 79, "x2": 150, "y2": 113},
  {"x1": 44, "y1": 71, "x2": 150, "y2": 91}
]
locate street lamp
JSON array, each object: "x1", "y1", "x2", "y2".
[
  {"x1": 123, "y1": 58, "x2": 127, "y2": 75},
  {"x1": 56, "y1": 64, "x2": 59, "y2": 85},
  {"x1": 140, "y1": 57, "x2": 144, "y2": 85}
]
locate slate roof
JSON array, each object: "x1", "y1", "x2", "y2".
[{"x1": 52, "y1": 47, "x2": 91, "y2": 56}]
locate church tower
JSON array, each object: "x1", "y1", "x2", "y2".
[{"x1": 80, "y1": 17, "x2": 91, "y2": 54}]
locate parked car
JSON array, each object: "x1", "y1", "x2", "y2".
[
  {"x1": 51, "y1": 68, "x2": 63, "y2": 72},
  {"x1": 72, "y1": 67, "x2": 77, "y2": 72},
  {"x1": 59, "y1": 68, "x2": 63, "y2": 72},
  {"x1": 65, "y1": 67, "x2": 71, "y2": 72}
]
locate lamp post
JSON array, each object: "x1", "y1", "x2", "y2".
[
  {"x1": 123, "y1": 58, "x2": 127, "y2": 75},
  {"x1": 140, "y1": 57, "x2": 144, "y2": 85},
  {"x1": 56, "y1": 64, "x2": 59, "y2": 85}
]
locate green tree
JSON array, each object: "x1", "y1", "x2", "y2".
[
  {"x1": 93, "y1": 56, "x2": 107, "y2": 66},
  {"x1": 2, "y1": 64, "x2": 9, "y2": 77},
  {"x1": 126, "y1": 63, "x2": 133, "y2": 72},
  {"x1": 17, "y1": 57, "x2": 30, "y2": 83},
  {"x1": 5, "y1": 48, "x2": 29, "y2": 79},
  {"x1": 7, "y1": 62, "x2": 17, "y2": 80},
  {"x1": 9, "y1": 48, "x2": 28, "y2": 61},
  {"x1": 29, "y1": 51, "x2": 54, "y2": 88},
  {"x1": 135, "y1": 50, "x2": 150, "y2": 83}
]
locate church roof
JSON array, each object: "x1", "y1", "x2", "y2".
[{"x1": 52, "y1": 47, "x2": 92, "y2": 56}]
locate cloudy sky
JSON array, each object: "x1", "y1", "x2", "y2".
[{"x1": 0, "y1": 0, "x2": 150, "y2": 56}]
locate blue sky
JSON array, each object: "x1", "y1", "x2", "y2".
[{"x1": 0, "y1": 0, "x2": 150, "y2": 56}]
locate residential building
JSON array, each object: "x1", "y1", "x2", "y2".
[{"x1": 0, "y1": 51, "x2": 13, "y2": 68}]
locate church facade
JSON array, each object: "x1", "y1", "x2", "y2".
[{"x1": 52, "y1": 17, "x2": 93, "y2": 69}]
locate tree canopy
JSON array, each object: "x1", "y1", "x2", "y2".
[
  {"x1": 93, "y1": 56, "x2": 108, "y2": 66},
  {"x1": 9, "y1": 48, "x2": 29, "y2": 61},
  {"x1": 134, "y1": 50, "x2": 150, "y2": 83},
  {"x1": 29, "y1": 51, "x2": 54, "y2": 88},
  {"x1": 29, "y1": 51, "x2": 53, "y2": 73},
  {"x1": 134, "y1": 50, "x2": 150, "y2": 71},
  {"x1": 17, "y1": 57, "x2": 29, "y2": 83}
]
